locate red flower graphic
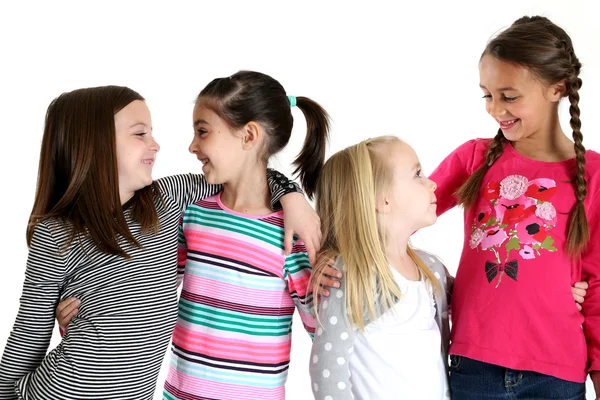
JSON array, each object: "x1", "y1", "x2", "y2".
[{"x1": 483, "y1": 181, "x2": 501, "y2": 201}]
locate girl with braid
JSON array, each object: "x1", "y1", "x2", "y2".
[
  {"x1": 431, "y1": 16, "x2": 600, "y2": 399},
  {"x1": 316, "y1": 16, "x2": 596, "y2": 400}
]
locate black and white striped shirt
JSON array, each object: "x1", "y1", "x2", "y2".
[{"x1": 0, "y1": 171, "x2": 299, "y2": 400}]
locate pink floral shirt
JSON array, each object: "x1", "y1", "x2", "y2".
[{"x1": 431, "y1": 138, "x2": 600, "y2": 382}]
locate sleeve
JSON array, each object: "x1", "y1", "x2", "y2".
[
  {"x1": 417, "y1": 250, "x2": 452, "y2": 363},
  {"x1": 0, "y1": 222, "x2": 66, "y2": 399},
  {"x1": 309, "y1": 267, "x2": 356, "y2": 400},
  {"x1": 177, "y1": 213, "x2": 187, "y2": 289},
  {"x1": 429, "y1": 139, "x2": 486, "y2": 217},
  {"x1": 155, "y1": 169, "x2": 302, "y2": 215},
  {"x1": 266, "y1": 168, "x2": 303, "y2": 211},
  {"x1": 581, "y1": 193, "x2": 600, "y2": 372},
  {"x1": 283, "y1": 241, "x2": 315, "y2": 338}
]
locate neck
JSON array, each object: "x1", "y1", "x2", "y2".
[
  {"x1": 220, "y1": 164, "x2": 271, "y2": 215},
  {"x1": 512, "y1": 111, "x2": 575, "y2": 162},
  {"x1": 383, "y1": 226, "x2": 420, "y2": 281},
  {"x1": 119, "y1": 189, "x2": 134, "y2": 206},
  {"x1": 384, "y1": 231, "x2": 409, "y2": 260}
]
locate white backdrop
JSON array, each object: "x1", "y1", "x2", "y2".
[{"x1": 1, "y1": 1, "x2": 598, "y2": 398}]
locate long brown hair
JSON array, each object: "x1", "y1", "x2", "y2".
[
  {"x1": 27, "y1": 86, "x2": 160, "y2": 257},
  {"x1": 455, "y1": 16, "x2": 588, "y2": 256},
  {"x1": 198, "y1": 70, "x2": 330, "y2": 199}
]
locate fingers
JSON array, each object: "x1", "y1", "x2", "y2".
[
  {"x1": 323, "y1": 264, "x2": 342, "y2": 279},
  {"x1": 305, "y1": 240, "x2": 316, "y2": 267},
  {"x1": 312, "y1": 234, "x2": 321, "y2": 259},
  {"x1": 57, "y1": 298, "x2": 80, "y2": 319},
  {"x1": 60, "y1": 307, "x2": 79, "y2": 329},
  {"x1": 577, "y1": 303, "x2": 582, "y2": 312},
  {"x1": 318, "y1": 286, "x2": 330, "y2": 297},
  {"x1": 283, "y1": 228, "x2": 293, "y2": 256},
  {"x1": 574, "y1": 281, "x2": 589, "y2": 290},
  {"x1": 316, "y1": 216, "x2": 322, "y2": 243},
  {"x1": 573, "y1": 293, "x2": 585, "y2": 305},
  {"x1": 571, "y1": 287, "x2": 587, "y2": 304},
  {"x1": 320, "y1": 276, "x2": 341, "y2": 289}
]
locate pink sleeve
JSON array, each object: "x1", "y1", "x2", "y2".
[
  {"x1": 430, "y1": 139, "x2": 488, "y2": 217},
  {"x1": 582, "y1": 194, "x2": 600, "y2": 372}
]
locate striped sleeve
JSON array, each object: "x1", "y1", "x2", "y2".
[
  {"x1": 176, "y1": 215, "x2": 187, "y2": 288},
  {"x1": 283, "y1": 241, "x2": 315, "y2": 338},
  {"x1": 0, "y1": 222, "x2": 66, "y2": 399},
  {"x1": 156, "y1": 170, "x2": 302, "y2": 215},
  {"x1": 266, "y1": 168, "x2": 303, "y2": 211},
  {"x1": 155, "y1": 174, "x2": 222, "y2": 216}
]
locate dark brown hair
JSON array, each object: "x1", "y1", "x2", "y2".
[
  {"x1": 198, "y1": 70, "x2": 330, "y2": 199},
  {"x1": 27, "y1": 86, "x2": 160, "y2": 257},
  {"x1": 455, "y1": 16, "x2": 587, "y2": 256}
]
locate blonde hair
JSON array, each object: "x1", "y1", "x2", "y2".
[{"x1": 311, "y1": 136, "x2": 439, "y2": 331}]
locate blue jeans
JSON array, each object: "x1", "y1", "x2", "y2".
[{"x1": 450, "y1": 355, "x2": 586, "y2": 400}]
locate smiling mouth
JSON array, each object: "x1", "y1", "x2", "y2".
[
  {"x1": 142, "y1": 159, "x2": 154, "y2": 165},
  {"x1": 200, "y1": 158, "x2": 209, "y2": 166},
  {"x1": 499, "y1": 119, "x2": 519, "y2": 129}
]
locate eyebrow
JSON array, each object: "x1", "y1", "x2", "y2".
[
  {"x1": 414, "y1": 162, "x2": 421, "y2": 170},
  {"x1": 479, "y1": 84, "x2": 518, "y2": 91},
  {"x1": 129, "y1": 122, "x2": 149, "y2": 128},
  {"x1": 194, "y1": 119, "x2": 210, "y2": 127}
]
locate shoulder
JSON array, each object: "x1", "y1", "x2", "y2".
[
  {"x1": 582, "y1": 150, "x2": 600, "y2": 203},
  {"x1": 30, "y1": 217, "x2": 71, "y2": 246},
  {"x1": 451, "y1": 138, "x2": 490, "y2": 157},
  {"x1": 154, "y1": 173, "x2": 195, "y2": 193},
  {"x1": 438, "y1": 138, "x2": 491, "y2": 174},
  {"x1": 413, "y1": 249, "x2": 447, "y2": 279},
  {"x1": 585, "y1": 149, "x2": 600, "y2": 177}
]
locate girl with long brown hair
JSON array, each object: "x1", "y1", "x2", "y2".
[
  {"x1": 317, "y1": 16, "x2": 597, "y2": 399},
  {"x1": 0, "y1": 85, "x2": 319, "y2": 399}
]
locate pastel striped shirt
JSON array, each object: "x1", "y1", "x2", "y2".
[
  {"x1": 163, "y1": 193, "x2": 315, "y2": 400},
  {"x1": 0, "y1": 170, "x2": 300, "y2": 400}
]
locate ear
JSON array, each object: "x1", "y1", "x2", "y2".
[
  {"x1": 241, "y1": 121, "x2": 261, "y2": 150},
  {"x1": 375, "y1": 191, "x2": 391, "y2": 214},
  {"x1": 548, "y1": 79, "x2": 567, "y2": 101}
]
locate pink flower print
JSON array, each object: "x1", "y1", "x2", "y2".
[
  {"x1": 526, "y1": 178, "x2": 558, "y2": 202},
  {"x1": 494, "y1": 195, "x2": 536, "y2": 225},
  {"x1": 535, "y1": 202, "x2": 557, "y2": 223},
  {"x1": 500, "y1": 175, "x2": 529, "y2": 200},
  {"x1": 519, "y1": 245, "x2": 536, "y2": 260},
  {"x1": 516, "y1": 214, "x2": 548, "y2": 245},
  {"x1": 470, "y1": 228, "x2": 485, "y2": 249},
  {"x1": 481, "y1": 228, "x2": 507, "y2": 250}
]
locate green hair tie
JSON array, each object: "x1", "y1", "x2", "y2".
[{"x1": 287, "y1": 95, "x2": 297, "y2": 107}]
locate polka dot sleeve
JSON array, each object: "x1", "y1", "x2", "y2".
[{"x1": 309, "y1": 261, "x2": 356, "y2": 400}]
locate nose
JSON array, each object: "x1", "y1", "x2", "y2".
[
  {"x1": 487, "y1": 98, "x2": 506, "y2": 119},
  {"x1": 150, "y1": 136, "x2": 160, "y2": 153},
  {"x1": 428, "y1": 178, "x2": 437, "y2": 192},
  {"x1": 189, "y1": 138, "x2": 197, "y2": 154}
]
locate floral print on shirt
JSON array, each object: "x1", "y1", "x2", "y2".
[{"x1": 470, "y1": 175, "x2": 558, "y2": 287}]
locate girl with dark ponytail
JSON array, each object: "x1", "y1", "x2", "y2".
[
  {"x1": 163, "y1": 71, "x2": 329, "y2": 399},
  {"x1": 428, "y1": 16, "x2": 600, "y2": 399}
]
